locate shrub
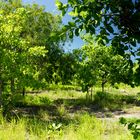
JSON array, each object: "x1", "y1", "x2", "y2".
[{"x1": 120, "y1": 117, "x2": 140, "y2": 140}]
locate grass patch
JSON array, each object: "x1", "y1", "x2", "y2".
[
  {"x1": 0, "y1": 113, "x2": 133, "y2": 140},
  {"x1": 0, "y1": 88, "x2": 139, "y2": 139},
  {"x1": 93, "y1": 91, "x2": 138, "y2": 111}
]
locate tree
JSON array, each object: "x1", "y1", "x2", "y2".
[
  {"x1": 75, "y1": 39, "x2": 133, "y2": 92},
  {"x1": 0, "y1": 5, "x2": 48, "y2": 96},
  {"x1": 0, "y1": 0, "x2": 66, "y2": 99},
  {"x1": 56, "y1": 0, "x2": 140, "y2": 56},
  {"x1": 134, "y1": 59, "x2": 140, "y2": 86},
  {"x1": 73, "y1": 48, "x2": 96, "y2": 95},
  {"x1": 58, "y1": 52, "x2": 77, "y2": 84}
]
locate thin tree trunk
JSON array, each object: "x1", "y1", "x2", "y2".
[
  {"x1": 22, "y1": 87, "x2": 25, "y2": 96},
  {"x1": 90, "y1": 87, "x2": 93, "y2": 100},
  {"x1": 11, "y1": 78, "x2": 15, "y2": 94},
  {"x1": 101, "y1": 82, "x2": 105, "y2": 93},
  {"x1": 0, "y1": 80, "x2": 3, "y2": 106},
  {"x1": 86, "y1": 89, "x2": 89, "y2": 100},
  {"x1": 101, "y1": 74, "x2": 107, "y2": 93}
]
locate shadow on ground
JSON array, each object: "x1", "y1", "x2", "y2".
[
  {"x1": 2, "y1": 91, "x2": 138, "y2": 134},
  {"x1": 12, "y1": 91, "x2": 140, "y2": 120}
]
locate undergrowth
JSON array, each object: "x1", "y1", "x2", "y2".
[
  {"x1": 0, "y1": 113, "x2": 133, "y2": 140},
  {"x1": 0, "y1": 89, "x2": 139, "y2": 139}
]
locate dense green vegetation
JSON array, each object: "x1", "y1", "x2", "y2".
[{"x1": 0, "y1": 0, "x2": 140, "y2": 139}]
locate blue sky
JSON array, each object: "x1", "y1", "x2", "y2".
[{"x1": 22, "y1": 0, "x2": 84, "y2": 52}]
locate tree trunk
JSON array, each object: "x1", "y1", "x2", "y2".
[
  {"x1": 101, "y1": 82, "x2": 105, "y2": 92},
  {"x1": 22, "y1": 87, "x2": 25, "y2": 96},
  {"x1": 101, "y1": 74, "x2": 107, "y2": 93},
  {"x1": 90, "y1": 87, "x2": 93, "y2": 100},
  {"x1": 86, "y1": 88, "x2": 89, "y2": 100},
  {"x1": 10, "y1": 78, "x2": 15, "y2": 94},
  {"x1": 0, "y1": 80, "x2": 3, "y2": 106}
]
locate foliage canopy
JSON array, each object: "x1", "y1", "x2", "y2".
[{"x1": 56, "y1": 0, "x2": 140, "y2": 56}]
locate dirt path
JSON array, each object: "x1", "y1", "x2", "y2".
[
  {"x1": 114, "y1": 112, "x2": 140, "y2": 119},
  {"x1": 93, "y1": 108, "x2": 140, "y2": 119},
  {"x1": 112, "y1": 106, "x2": 140, "y2": 119}
]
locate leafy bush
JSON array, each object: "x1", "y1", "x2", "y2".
[
  {"x1": 120, "y1": 117, "x2": 140, "y2": 140},
  {"x1": 93, "y1": 91, "x2": 120, "y2": 109},
  {"x1": 1, "y1": 93, "x2": 14, "y2": 118},
  {"x1": 93, "y1": 91, "x2": 136, "y2": 110}
]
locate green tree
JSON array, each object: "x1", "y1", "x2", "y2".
[
  {"x1": 0, "y1": 0, "x2": 65, "y2": 99},
  {"x1": 58, "y1": 52, "x2": 77, "y2": 84},
  {"x1": 0, "y1": 6, "x2": 47, "y2": 96},
  {"x1": 56, "y1": 0, "x2": 140, "y2": 56},
  {"x1": 76, "y1": 41, "x2": 133, "y2": 92},
  {"x1": 73, "y1": 48, "x2": 96, "y2": 94}
]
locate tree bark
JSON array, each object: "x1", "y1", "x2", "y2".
[
  {"x1": 101, "y1": 82, "x2": 105, "y2": 93},
  {"x1": 101, "y1": 80, "x2": 107, "y2": 93},
  {"x1": 0, "y1": 80, "x2": 3, "y2": 106},
  {"x1": 101, "y1": 74, "x2": 107, "y2": 92},
  {"x1": 90, "y1": 87, "x2": 93, "y2": 100},
  {"x1": 10, "y1": 78, "x2": 15, "y2": 93},
  {"x1": 22, "y1": 87, "x2": 25, "y2": 96},
  {"x1": 86, "y1": 88, "x2": 89, "y2": 100}
]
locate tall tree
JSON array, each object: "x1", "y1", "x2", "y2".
[
  {"x1": 73, "y1": 48, "x2": 96, "y2": 93},
  {"x1": 57, "y1": 52, "x2": 77, "y2": 84},
  {"x1": 75, "y1": 40, "x2": 133, "y2": 92},
  {"x1": 0, "y1": 6, "x2": 48, "y2": 95},
  {"x1": 56, "y1": 0, "x2": 140, "y2": 56},
  {"x1": 0, "y1": 0, "x2": 66, "y2": 98},
  {"x1": 56, "y1": 0, "x2": 140, "y2": 87}
]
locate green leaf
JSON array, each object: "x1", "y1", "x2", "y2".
[
  {"x1": 69, "y1": 31, "x2": 73, "y2": 39},
  {"x1": 93, "y1": 13, "x2": 99, "y2": 20},
  {"x1": 106, "y1": 25, "x2": 114, "y2": 33},
  {"x1": 62, "y1": 9, "x2": 66, "y2": 16},
  {"x1": 131, "y1": 41, "x2": 136, "y2": 47},
  {"x1": 55, "y1": 0, "x2": 63, "y2": 10},
  {"x1": 133, "y1": 132, "x2": 139, "y2": 139},
  {"x1": 79, "y1": 24, "x2": 83, "y2": 30},
  {"x1": 98, "y1": 39, "x2": 105, "y2": 45},
  {"x1": 62, "y1": 25, "x2": 68, "y2": 31},
  {"x1": 128, "y1": 122, "x2": 134, "y2": 130},
  {"x1": 88, "y1": 25, "x2": 95, "y2": 34},
  {"x1": 69, "y1": 10, "x2": 78, "y2": 17},
  {"x1": 68, "y1": 22, "x2": 76, "y2": 27},
  {"x1": 102, "y1": 36, "x2": 109, "y2": 44},
  {"x1": 75, "y1": 28, "x2": 79, "y2": 36},
  {"x1": 119, "y1": 117, "x2": 126, "y2": 125},
  {"x1": 123, "y1": 46, "x2": 128, "y2": 50},
  {"x1": 80, "y1": 11, "x2": 88, "y2": 18}
]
